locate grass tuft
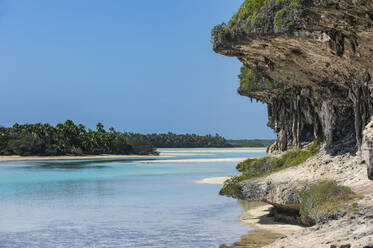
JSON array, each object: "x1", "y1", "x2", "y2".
[
  {"x1": 220, "y1": 138, "x2": 323, "y2": 197},
  {"x1": 300, "y1": 180, "x2": 356, "y2": 225}
]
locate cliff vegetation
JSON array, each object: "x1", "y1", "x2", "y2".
[
  {"x1": 212, "y1": 0, "x2": 373, "y2": 244},
  {"x1": 212, "y1": 0, "x2": 373, "y2": 172},
  {"x1": 300, "y1": 180, "x2": 356, "y2": 226},
  {"x1": 220, "y1": 139, "x2": 322, "y2": 197}
]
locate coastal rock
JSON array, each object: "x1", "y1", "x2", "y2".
[
  {"x1": 212, "y1": 0, "x2": 373, "y2": 177},
  {"x1": 226, "y1": 148, "x2": 372, "y2": 223},
  {"x1": 247, "y1": 152, "x2": 373, "y2": 247},
  {"x1": 362, "y1": 118, "x2": 373, "y2": 180},
  {"x1": 212, "y1": 1, "x2": 373, "y2": 246},
  {"x1": 264, "y1": 207, "x2": 373, "y2": 248}
]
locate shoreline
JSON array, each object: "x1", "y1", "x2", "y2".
[
  {"x1": 195, "y1": 177, "x2": 232, "y2": 184},
  {"x1": 0, "y1": 147, "x2": 266, "y2": 163},
  {"x1": 0, "y1": 154, "x2": 169, "y2": 163},
  {"x1": 238, "y1": 201, "x2": 304, "y2": 235},
  {"x1": 221, "y1": 150, "x2": 373, "y2": 247},
  {"x1": 220, "y1": 201, "x2": 304, "y2": 248},
  {"x1": 148, "y1": 158, "x2": 247, "y2": 163},
  {"x1": 197, "y1": 177, "x2": 303, "y2": 239}
]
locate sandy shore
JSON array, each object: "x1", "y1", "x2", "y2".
[
  {"x1": 220, "y1": 201, "x2": 303, "y2": 248},
  {"x1": 195, "y1": 177, "x2": 232, "y2": 184},
  {"x1": 195, "y1": 177, "x2": 303, "y2": 233},
  {"x1": 141, "y1": 158, "x2": 247, "y2": 163},
  {"x1": 0, "y1": 154, "x2": 169, "y2": 162},
  {"x1": 159, "y1": 152, "x2": 212, "y2": 156},
  {"x1": 159, "y1": 148, "x2": 267, "y2": 153},
  {"x1": 239, "y1": 201, "x2": 304, "y2": 235}
]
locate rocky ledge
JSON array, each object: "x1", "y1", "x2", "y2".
[{"x1": 213, "y1": 0, "x2": 373, "y2": 247}]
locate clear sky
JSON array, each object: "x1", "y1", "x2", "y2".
[{"x1": 0, "y1": 0, "x2": 275, "y2": 139}]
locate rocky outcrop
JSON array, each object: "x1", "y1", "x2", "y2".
[
  {"x1": 229, "y1": 149, "x2": 373, "y2": 246},
  {"x1": 264, "y1": 206, "x2": 373, "y2": 248},
  {"x1": 212, "y1": 1, "x2": 373, "y2": 245},
  {"x1": 212, "y1": 0, "x2": 373, "y2": 160},
  {"x1": 225, "y1": 148, "x2": 368, "y2": 220},
  {"x1": 362, "y1": 118, "x2": 373, "y2": 180}
]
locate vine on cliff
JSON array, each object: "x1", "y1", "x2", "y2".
[{"x1": 238, "y1": 66, "x2": 283, "y2": 95}]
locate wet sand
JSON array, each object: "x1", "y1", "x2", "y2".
[
  {"x1": 197, "y1": 177, "x2": 303, "y2": 247},
  {"x1": 238, "y1": 201, "x2": 304, "y2": 234},
  {"x1": 220, "y1": 202, "x2": 303, "y2": 248}
]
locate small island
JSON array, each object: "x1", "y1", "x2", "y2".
[{"x1": 0, "y1": 121, "x2": 271, "y2": 159}]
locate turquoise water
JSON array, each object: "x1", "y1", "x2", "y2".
[{"x1": 0, "y1": 148, "x2": 265, "y2": 248}]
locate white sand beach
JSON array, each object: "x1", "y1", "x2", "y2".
[
  {"x1": 195, "y1": 177, "x2": 232, "y2": 184},
  {"x1": 239, "y1": 201, "x2": 304, "y2": 235}
]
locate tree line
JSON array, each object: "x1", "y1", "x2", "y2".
[
  {"x1": 144, "y1": 132, "x2": 230, "y2": 148},
  {"x1": 0, "y1": 121, "x2": 232, "y2": 156},
  {"x1": 227, "y1": 139, "x2": 276, "y2": 147}
]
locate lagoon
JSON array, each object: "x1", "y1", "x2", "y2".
[{"x1": 0, "y1": 148, "x2": 266, "y2": 248}]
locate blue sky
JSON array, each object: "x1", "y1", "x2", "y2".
[{"x1": 0, "y1": 0, "x2": 275, "y2": 139}]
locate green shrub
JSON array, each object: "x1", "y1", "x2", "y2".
[
  {"x1": 211, "y1": 22, "x2": 228, "y2": 43},
  {"x1": 220, "y1": 138, "x2": 323, "y2": 197},
  {"x1": 274, "y1": 7, "x2": 289, "y2": 31},
  {"x1": 211, "y1": 0, "x2": 303, "y2": 44},
  {"x1": 219, "y1": 177, "x2": 244, "y2": 197},
  {"x1": 300, "y1": 180, "x2": 355, "y2": 226},
  {"x1": 238, "y1": 67, "x2": 282, "y2": 93},
  {"x1": 229, "y1": 0, "x2": 271, "y2": 28},
  {"x1": 276, "y1": 0, "x2": 301, "y2": 8},
  {"x1": 236, "y1": 138, "x2": 322, "y2": 178}
]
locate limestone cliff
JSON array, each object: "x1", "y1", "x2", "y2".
[
  {"x1": 212, "y1": 0, "x2": 373, "y2": 169},
  {"x1": 212, "y1": 1, "x2": 373, "y2": 246}
]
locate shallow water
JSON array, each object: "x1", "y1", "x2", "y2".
[{"x1": 0, "y1": 148, "x2": 265, "y2": 248}]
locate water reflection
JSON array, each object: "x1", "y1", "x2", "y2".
[
  {"x1": 21, "y1": 158, "x2": 155, "y2": 170},
  {"x1": 219, "y1": 230, "x2": 283, "y2": 248},
  {"x1": 219, "y1": 201, "x2": 282, "y2": 248},
  {"x1": 238, "y1": 200, "x2": 267, "y2": 211}
]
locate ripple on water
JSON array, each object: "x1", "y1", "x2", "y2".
[{"x1": 0, "y1": 148, "x2": 265, "y2": 248}]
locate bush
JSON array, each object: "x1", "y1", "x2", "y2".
[
  {"x1": 229, "y1": 0, "x2": 271, "y2": 28},
  {"x1": 220, "y1": 138, "x2": 323, "y2": 197},
  {"x1": 210, "y1": 0, "x2": 303, "y2": 45},
  {"x1": 211, "y1": 23, "x2": 228, "y2": 43},
  {"x1": 219, "y1": 177, "x2": 244, "y2": 197},
  {"x1": 236, "y1": 138, "x2": 322, "y2": 178},
  {"x1": 300, "y1": 180, "x2": 355, "y2": 226}
]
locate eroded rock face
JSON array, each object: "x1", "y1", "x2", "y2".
[
  {"x1": 212, "y1": 0, "x2": 373, "y2": 163},
  {"x1": 362, "y1": 118, "x2": 373, "y2": 180}
]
